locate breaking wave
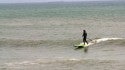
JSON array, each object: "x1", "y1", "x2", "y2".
[
  {"x1": 88, "y1": 38, "x2": 124, "y2": 46},
  {"x1": 0, "y1": 37, "x2": 124, "y2": 47}
]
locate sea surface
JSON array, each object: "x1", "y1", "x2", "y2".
[{"x1": 0, "y1": 1, "x2": 125, "y2": 70}]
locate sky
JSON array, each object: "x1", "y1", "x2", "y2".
[{"x1": 0, "y1": 0, "x2": 121, "y2": 3}]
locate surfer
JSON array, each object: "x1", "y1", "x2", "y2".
[{"x1": 82, "y1": 30, "x2": 88, "y2": 45}]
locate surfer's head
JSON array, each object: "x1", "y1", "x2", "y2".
[{"x1": 83, "y1": 30, "x2": 86, "y2": 33}]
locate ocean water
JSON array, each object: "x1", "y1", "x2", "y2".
[{"x1": 0, "y1": 1, "x2": 125, "y2": 70}]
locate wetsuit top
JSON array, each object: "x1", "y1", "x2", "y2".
[{"x1": 82, "y1": 32, "x2": 87, "y2": 39}]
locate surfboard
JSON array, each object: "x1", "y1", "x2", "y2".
[{"x1": 74, "y1": 42, "x2": 88, "y2": 49}]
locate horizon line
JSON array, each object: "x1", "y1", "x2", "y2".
[{"x1": 0, "y1": 0, "x2": 122, "y2": 4}]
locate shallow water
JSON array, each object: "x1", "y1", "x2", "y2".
[{"x1": 0, "y1": 1, "x2": 125, "y2": 70}]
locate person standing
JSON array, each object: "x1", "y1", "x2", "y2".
[{"x1": 82, "y1": 30, "x2": 88, "y2": 45}]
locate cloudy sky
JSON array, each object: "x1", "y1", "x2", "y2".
[{"x1": 0, "y1": 0, "x2": 121, "y2": 3}]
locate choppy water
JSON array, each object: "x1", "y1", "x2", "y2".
[{"x1": 0, "y1": 1, "x2": 125, "y2": 70}]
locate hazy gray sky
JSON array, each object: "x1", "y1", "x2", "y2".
[{"x1": 0, "y1": 0, "x2": 120, "y2": 3}]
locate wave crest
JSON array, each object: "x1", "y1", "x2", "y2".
[
  {"x1": 88, "y1": 38, "x2": 124, "y2": 46},
  {"x1": 0, "y1": 38, "x2": 46, "y2": 47}
]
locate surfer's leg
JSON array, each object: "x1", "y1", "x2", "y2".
[
  {"x1": 84, "y1": 37, "x2": 88, "y2": 44},
  {"x1": 83, "y1": 39, "x2": 86, "y2": 45},
  {"x1": 83, "y1": 37, "x2": 88, "y2": 45},
  {"x1": 86, "y1": 40, "x2": 88, "y2": 44}
]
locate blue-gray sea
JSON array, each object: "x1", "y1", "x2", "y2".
[{"x1": 0, "y1": 1, "x2": 125, "y2": 70}]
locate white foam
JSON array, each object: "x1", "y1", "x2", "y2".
[
  {"x1": 88, "y1": 38, "x2": 123, "y2": 46},
  {"x1": 5, "y1": 58, "x2": 81, "y2": 67},
  {"x1": 4, "y1": 60, "x2": 41, "y2": 66}
]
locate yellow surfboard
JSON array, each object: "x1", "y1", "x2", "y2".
[{"x1": 74, "y1": 42, "x2": 88, "y2": 50}]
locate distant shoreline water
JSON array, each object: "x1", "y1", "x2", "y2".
[
  {"x1": 0, "y1": 1, "x2": 125, "y2": 20},
  {"x1": 0, "y1": 1, "x2": 125, "y2": 4}
]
